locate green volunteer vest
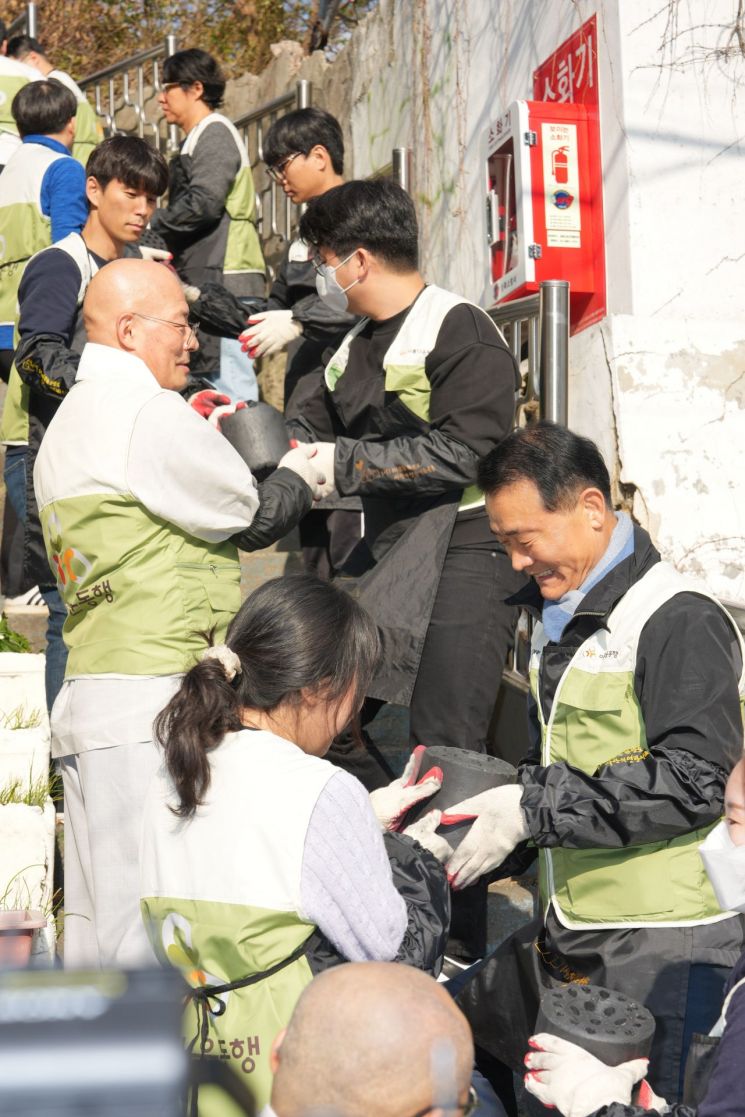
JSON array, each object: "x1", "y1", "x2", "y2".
[
  {"x1": 324, "y1": 285, "x2": 486, "y2": 510},
  {"x1": 40, "y1": 493, "x2": 241, "y2": 677},
  {"x1": 1, "y1": 232, "x2": 95, "y2": 446},
  {"x1": 141, "y1": 896, "x2": 315, "y2": 1114},
  {"x1": 532, "y1": 562, "x2": 745, "y2": 929},
  {"x1": 223, "y1": 163, "x2": 264, "y2": 276},
  {"x1": 72, "y1": 100, "x2": 99, "y2": 168},
  {"x1": 0, "y1": 143, "x2": 66, "y2": 326},
  {"x1": 0, "y1": 73, "x2": 27, "y2": 138}
]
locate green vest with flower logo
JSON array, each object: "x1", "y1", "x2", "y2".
[{"x1": 531, "y1": 562, "x2": 745, "y2": 929}]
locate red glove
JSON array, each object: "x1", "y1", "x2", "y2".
[{"x1": 189, "y1": 389, "x2": 232, "y2": 420}]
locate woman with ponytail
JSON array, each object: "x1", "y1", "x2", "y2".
[{"x1": 139, "y1": 573, "x2": 450, "y2": 1112}]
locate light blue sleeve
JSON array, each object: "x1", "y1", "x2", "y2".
[
  {"x1": 300, "y1": 769, "x2": 407, "y2": 961},
  {"x1": 40, "y1": 156, "x2": 88, "y2": 241}
]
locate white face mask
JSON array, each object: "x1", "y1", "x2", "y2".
[
  {"x1": 315, "y1": 250, "x2": 360, "y2": 314},
  {"x1": 699, "y1": 819, "x2": 745, "y2": 912}
]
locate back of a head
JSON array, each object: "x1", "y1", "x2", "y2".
[
  {"x1": 264, "y1": 107, "x2": 344, "y2": 175},
  {"x1": 11, "y1": 78, "x2": 76, "y2": 137},
  {"x1": 299, "y1": 178, "x2": 419, "y2": 272},
  {"x1": 162, "y1": 48, "x2": 224, "y2": 110},
  {"x1": 477, "y1": 419, "x2": 612, "y2": 511},
  {"x1": 6, "y1": 34, "x2": 45, "y2": 61},
  {"x1": 86, "y1": 134, "x2": 169, "y2": 198},
  {"x1": 272, "y1": 962, "x2": 474, "y2": 1117},
  {"x1": 0, "y1": 20, "x2": 7, "y2": 47}
]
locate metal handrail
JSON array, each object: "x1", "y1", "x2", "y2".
[
  {"x1": 234, "y1": 80, "x2": 312, "y2": 246},
  {"x1": 8, "y1": 2, "x2": 37, "y2": 37},
  {"x1": 78, "y1": 44, "x2": 165, "y2": 86},
  {"x1": 79, "y1": 36, "x2": 179, "y2": 153},
  {"x1": 488, "y1": 294, "x2": 541, "y2": 420}
]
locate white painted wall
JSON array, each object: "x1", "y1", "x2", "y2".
[{"x1": 342, "y1": 0, "x2": 745, "y2": 601}]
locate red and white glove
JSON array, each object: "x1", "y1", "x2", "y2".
[
  {"x1": 189, "y1": 389, "x2": 232, "y2": 420},
  {"x1": 189, "y1": 390, "x2": 248, "y2": 430},
  {"x1": 443, "y1": 784, "x2": 528, "y2": 890},
  {"x1": 524, "y1": 1034, "x2": 657, "y2": 1117},
  {"x1": 240, "y1": 310, "x2": 302, "y2": 358},
  {"x1": 369, "y1": 745, "x2": 443, "y2": 832}
]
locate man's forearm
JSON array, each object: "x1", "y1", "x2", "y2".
[{"x1": 230, "y1": 468, "x2": 313, "y2": 552}]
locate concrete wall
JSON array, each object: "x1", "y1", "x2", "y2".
[{"x1": 227, "y1": 1, "x2": 745, "y2": 601}]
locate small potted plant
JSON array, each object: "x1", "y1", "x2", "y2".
[
  {"x1": 0, "y1": 907, "x2": 48, "y2": 968},
  {"x1": 0, "y1": 775, "x2": 59, "y2": 965}
]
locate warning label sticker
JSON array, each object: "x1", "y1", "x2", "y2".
[{"x1": 542, "y1": 122, "x2": 581, "y2": 248}]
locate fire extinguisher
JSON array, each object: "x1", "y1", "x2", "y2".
[{"x1": 552, "y1": 146, "x2": 569, "y2": 184}]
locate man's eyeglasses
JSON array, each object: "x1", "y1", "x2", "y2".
[
  {"x1": 403, "y1": 1085, "x2": 480, "y2": 1117},
  {"x1": 266, "y1": 152, "x2": 303, "y2": 183},
  {"x1": 132, "y1": 313, "x2": 199, "y2": 347}
]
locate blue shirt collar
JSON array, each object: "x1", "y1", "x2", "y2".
[{"x1": 22, "y1": 135, "x2": 70, "y2": 155}]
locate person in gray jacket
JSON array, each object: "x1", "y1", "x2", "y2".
[{"x1": 150, "y1": 48, "x2": 265, "y2": 399}]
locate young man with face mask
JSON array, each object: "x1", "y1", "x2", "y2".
[
  {"x1": 521, "y1": 755, "x2": 745, "y2": 1117},
  {"x1": 292, "y1": 178, "x2": 525, "y2": 963},
  {"x1": 444, "y1": 421, "x2": 745, "y2": 1105}
]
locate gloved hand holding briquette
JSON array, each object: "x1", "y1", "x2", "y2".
[
  {"x1": 443, "y1": 783, "x2": 529, "y2": 889},
  {"x1": 369, "y1": 745, "x2": 443, "y2": 831},
  {"x1": 240, "y1": 310, "x2": 302, "y2": 358},
  {"x1": 278, "y1": 443, "x2": 335, "y2": 501},
  {"x1": 523, "y1": 1034, "x2": 662, "y2": 1117}
]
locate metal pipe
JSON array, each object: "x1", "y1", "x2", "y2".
[
  {"x1": 295, "y1": 80, "x2": 312, "y2": 108},
  {"x1": 26, "y1": 3, "x2": 37, "y2": 37},
  {"x1": 392, "y1": 147, "x2": 413, "y2": 194},
  {"x1": 165, "y1": 34, "x2": 177, "y2": 58},
  {"x1": 538, "y1": 280, "x2": 569, "y2": 425}
]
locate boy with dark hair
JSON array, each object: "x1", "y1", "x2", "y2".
[
  {"x1": 293, "y1": 177, "x2": 525, "y2": 961},
  {"x1": 3, "y1": 135, "x2": 169, "y2": 707},
  {"x1": 241, "y1": 106, "x2": 359, "y2": 578},
  {"x1": 150, "y1": 48, "x2": 265, "y2": 398},
  {"x1": 0, "y1": 79, "x2": 85, "y2": 357},
  {"x1": 0, "y1": 77, "x2": 87, "y2": 610}
]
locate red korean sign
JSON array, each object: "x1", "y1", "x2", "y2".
[{"x1": 533, "y1": 16, "x2": 606, "y2": 333}]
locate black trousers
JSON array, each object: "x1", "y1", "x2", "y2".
[{"x1": 328, "y1": 536, "x2": 525, "y2": 961}]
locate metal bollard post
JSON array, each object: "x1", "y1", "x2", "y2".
[
  {"x1": 164, "y1": 35, "x2": 180, "y2": 154},
  {"x1": 538, "y1": 280, "x2": 569, "y2": 425},
  {"x1": 26, "y1": 3, "x2": 38, "y2": 36},
  {"x1": 392, "y1": 147, "x2": 413, "y2": 195},
  {"x1": 296, "y1": 80, "x2": 312, "y2": 109}
]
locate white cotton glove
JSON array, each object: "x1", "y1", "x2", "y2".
[
  {"x1": 305, "y1": 442, "x2": 337, "y2": 498},
  {"x1": 524, "y1": 1034, "x2": 651, "y2": 1117},
  {"x1": 403, "y1": 809, "x2": 454, "y2": 865},
  {"x1": 239, "y1": 310, "x2": 302, "y2": 358},
  {"x1": 278, "y1": 444, "x2": 334, "y2": 501},
  {"x1": 138, "y1": 245, "x2": 172, "y2": 262},
  {"x1": 369, "y1": 746, "x2": 444, "y2": 831},
  {"x1": 444, "y1": 783, "x2": 528, "y2": 890}
]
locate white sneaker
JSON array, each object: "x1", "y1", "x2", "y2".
[{"x1": 4, "y1": 586, "x2": 49, "y2": 615}]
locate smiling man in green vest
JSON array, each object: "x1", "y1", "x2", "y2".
[{"x1": 448, "y1": 421, "x2": 745, "y2": 1104}]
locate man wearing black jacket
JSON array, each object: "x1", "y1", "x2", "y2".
[
  {"x1": 447, "y1": 422, "x2": 745, "y2": 1103},
  {"x1": 293, "y1": 178, "x2": 525, "y2": 961}
]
